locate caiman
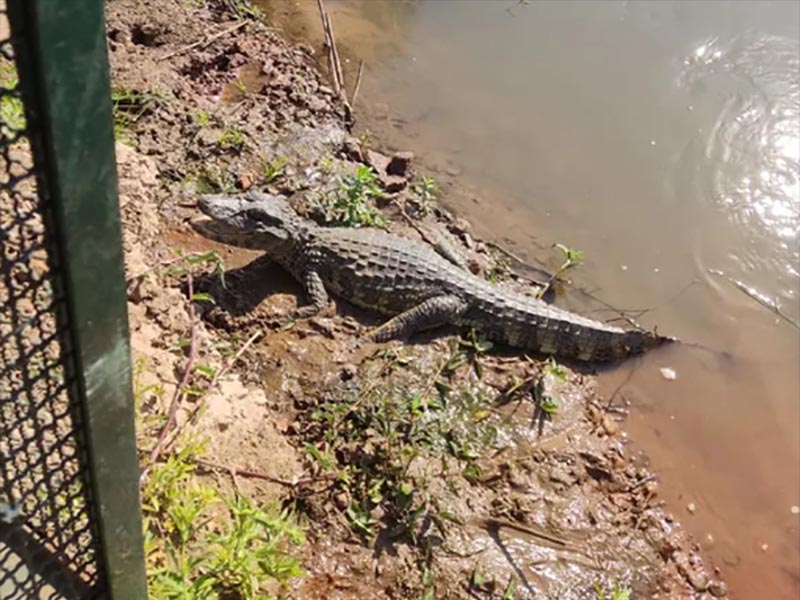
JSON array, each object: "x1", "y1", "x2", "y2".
[{"x1": 193, "y1": 192, "x2": 671, "y2": 362}]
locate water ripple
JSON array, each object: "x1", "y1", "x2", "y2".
[{"x1": 681, "y1": 34, "x2": 799, "y2": 309}]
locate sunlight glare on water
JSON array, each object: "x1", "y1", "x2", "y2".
[{"x1": 683, "y1": 34, "x2": 800, "y2": 306}]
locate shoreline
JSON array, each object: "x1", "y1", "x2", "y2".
[{"x1": 106, "y1": 1, "x2": 728, "y2": 597}]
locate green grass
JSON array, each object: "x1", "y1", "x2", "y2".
[
  {"x1": 412, "y1": 175, "x2": 439, "y2": 215},
  {"x1": 217, "y1": 126, "x2": 245, "y2": 151},
  {"x1": 141, "y1": 436, "x2": 304, "y2": 600},
  {"x1": 260, "y1": 155, "x2": 288, "y2": 184},
  {"x1": 594, "y1": 582, "x2": 632, "y2": 600},
  {"x1": 110, "y1": 87, "x2": 167, "y2": 145},
  {"x1": 301, "y1": 350, "x2": 498, "y2": 544},
  {"x1": 324, "y1": 164, "x2": 385, "y2": 227}
]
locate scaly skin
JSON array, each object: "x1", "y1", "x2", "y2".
[{"x1": 194, "y1": 192, "x2": 671, "y2": 362}]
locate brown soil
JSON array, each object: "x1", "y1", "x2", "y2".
[{"x1": 105, "y1": 1, "x2": 728, "y2": 598}]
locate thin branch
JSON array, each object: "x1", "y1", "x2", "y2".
[
  {"x1": 161, "y1": 329, "x2": 264, "y2": 450},
  {"x1": 194, "y1": 458, "x2": 331, "y2": 488},
  {"x1": 709, "y1": 269, "x2": 799, "y2": 330},
  {"x1": 140, "y1": 274, "x2": 198, "y2": 486},
  {"x1": 351, "y1": 60, "x2": 365, "y2": 105},
  {"x1": 156, "y1": 21, "x2": 249, "y2": 62},
  {"x1": 316, "y1": 0, "x2": 352, "y2": 115}
]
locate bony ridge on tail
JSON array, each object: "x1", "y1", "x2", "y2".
[{"x1": 193, "y1": 191, "x2": 673, "y2": 362}]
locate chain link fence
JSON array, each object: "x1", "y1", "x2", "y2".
[
  {"x1": 0, "y1": 7, "x2": 106, "y2": 599},
  {"x1": 1, "y1": 2, "x2": 146, "y2": 598}
]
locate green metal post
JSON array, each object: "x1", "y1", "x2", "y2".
[{"x1": 6, "y1": 1, "x2": 148, "y2": 598}]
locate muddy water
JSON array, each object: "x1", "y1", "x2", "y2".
[{"x1": 262, "y1": 0, "x2": 800, "y2": 596}]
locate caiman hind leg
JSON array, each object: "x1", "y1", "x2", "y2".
[
  {"x1": 294, "y1": 270, "x2": 330, "y2": 318},
  {"x1": 366, "y1": 295, "x2": 469, "y2": 342}
]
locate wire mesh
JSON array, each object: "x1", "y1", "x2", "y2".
[{"x1": 0, "y1": 6, "x2": 106, "y2": 600}]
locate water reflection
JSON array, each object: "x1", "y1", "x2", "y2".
[{"x1": 681, "y1": 34, "x2": 800, "y2": 306}]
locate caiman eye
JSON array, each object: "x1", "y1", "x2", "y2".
[{"x1": 245, "y1": 208, "x2": 279, "y2": 225}]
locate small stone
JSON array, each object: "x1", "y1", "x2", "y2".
[
  {"x1": 791, "y1": 505, "x2": 799, "y2": 515},
  {"x1": 687, "y1": 502, "x2": 696, "y2": 514},
  {"x1": 340, "y1": 363, "x2": 357, "y2": 381},
  {"x1": 761, "y1": 543, "x2": 769, "y2": 552},
  {"x1": 342, "y1": 135, "x2": 363, "y2": 162},
  {"x1": 602, "y1": 415, "x2": 620, "y2": 436},
  {"x1": 449, "y1": 218, "x2": 472, "y2": 235},
  {"x1": 380, "y1": 174, "x2": 407, "y2": 193},
  {"x1": 334, "y1": 491, "x2": 349, "y2": 511},
  {"x1": 366, "y1": 149, "x2": 391, "y2": 173},
  {"x1": 660, "y1": 367, "x2": 677, "y2": 380},
  {"x1": 239, "y1": 171, "x2": 254, "y2": 190},
  {"x1": 708, "y1": 580, "x2": 728, "y2": 597},
  {"x1": 387, "y1": 151, "x2": 414, "y2": 177}
]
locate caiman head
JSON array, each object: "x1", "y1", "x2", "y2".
[{"x1": 193, "y1": 191, "x2": 302, "y2": 251}]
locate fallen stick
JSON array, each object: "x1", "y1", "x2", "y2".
[
  {"x1": 161, "y1": 329, "x2": 264, "y2": 450},
  {"x1": 194, "y1": 458, "x2": 332, "y2": 488},
  {"x1": 140, "y1": 274, "x2": 198, "y2": 486},
  {"x1": 156, "y1": 21, "x2": 248, "y2": 62},
  {"x1": 351, "y1": 59, "x2": 365, "y2": 105},
  {"x1": 316, "y1": 0, "x2": 352, "y2": 114}
]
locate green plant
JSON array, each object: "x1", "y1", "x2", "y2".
[
  {"x1": 594, "y1": 582, "x2": 632, "y2": 600},
  {"x1": 300, "y1": 351, "x2": 498, "y2": 544},
  {"x1": 413, "y1": 175, "x2": 439, "y2": 215},
  {"x1": 141, "y1": 437, "x2": 304, "y2": 600},
  {"x1": 356, "y1": 129, "x2": 374, "y2": 153},
  {"x1": 260, "y1": 155, "x2": 288, "y2": 184},
  {"x1": 110, "y1": 87, "x2": 167, "y2": 145},
  {"x1": 445, "y1": 329, "x2": 493, "y2": 379},
  {"x1": 537, "y1": 243, "x2": 584, "y2": 298},
  {"x1": 233, "y1": 77, "x2": 248, "y2": 97},
  {"x1": 195, "y1": 110, "x2": 210, "y2": 127},
  {"x1": 162, "y1": 249, "x2": 228, "y2": 288},
  {"x1": 545, "y1": 356, "x2": 567, "y2": 381},
  {"x1": 226, "y1": 0, "x2": 264, "y2": 21},
  {"x1": 218, "y1": 126, "x2": 245, "y2": 151},
  {"x1": 325, "y1": 164, "x2": 385, "y2": 227},
  {"x1": 192, "y1": 165, "x2": 239, "y2": 194}
]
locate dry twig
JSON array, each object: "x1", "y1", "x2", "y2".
[
  {"x1": 140, "y1": 274, "x2": 198, "y2": 486},
  {"x1": 156, "y1": 21, "x2": 248, "y2": 62},
  {"x1": 194, "y1": 458, "x2": 330, "y2": 488},
  {"x1": 161, "y1": 329, "x2": 264, "y2": 450},
  {"x1": 351, "y1": 59, "x2": 365, "y2": 105}
]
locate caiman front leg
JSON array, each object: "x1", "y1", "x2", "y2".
[
  {"x1": 294, "y1": 270, "x2": 330, "y2": 318},
  {"x1": 366, "y1": 295, "x2": 469, "y2": 342}
]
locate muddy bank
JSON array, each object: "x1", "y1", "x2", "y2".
[{"x1": 105, "y1": 0, "x2": 727, "y2": 597}]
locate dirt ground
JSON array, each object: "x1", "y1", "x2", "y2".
[{"x1": 105, "y1": 1, "x2": 729, "y2": 598}]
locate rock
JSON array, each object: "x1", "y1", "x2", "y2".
[
  {"x1": 366, "y1": 149, "x2": 391, "y2": 174},
  {"x1": 387, "y1": 151, "x2": 413, "y2": 177},
  {"x1": 602, "y1": 415, "x2": 620, "y2": 436},
  {"x1": 660, "y1": 367, "x2": 677, "y2": 380},
  {"x1": 342, "y1": 135, "x2": 363, "y2": 162},
  {"x1": 340, "y1": 363, "x2": 357, "y2": 381},
  {"x1": 686, "y1": 502, "x2": 696, "y2": 515},
  {"x1": 380, "y1": 174, "x2": 407, "y2": 193},
  {"x1": 708, "y1": 580, "x2": 728, "y2": 597}
]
